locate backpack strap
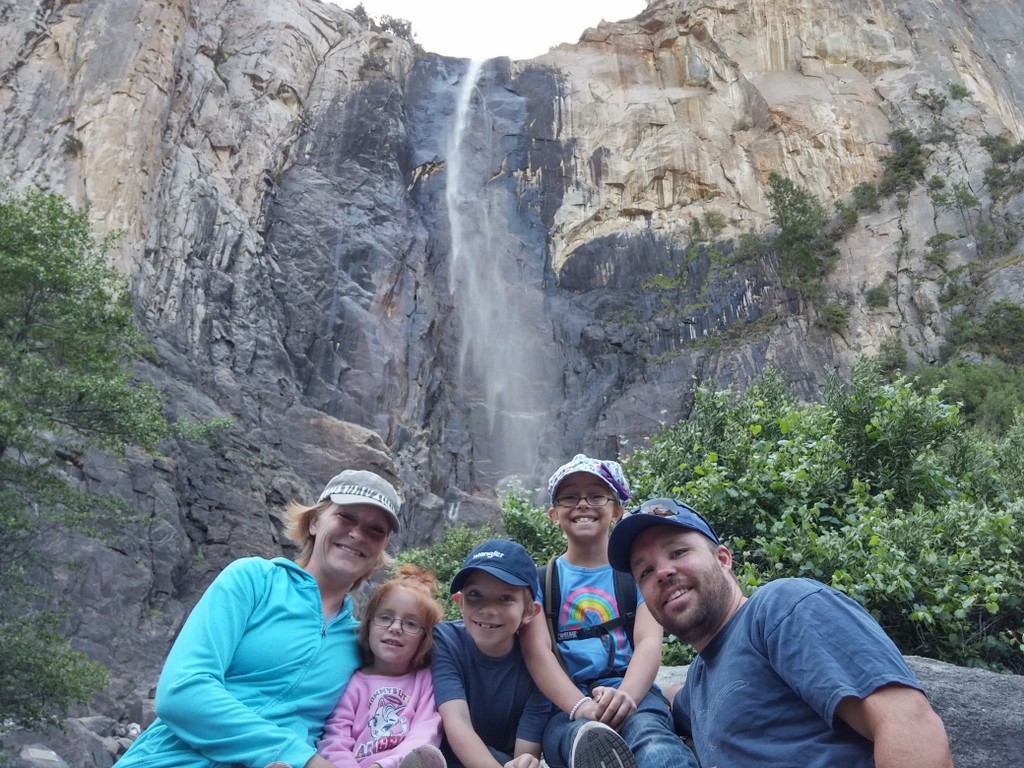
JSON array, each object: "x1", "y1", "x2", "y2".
[
  {"x1": 612, "y1": 568, "x2": 637, "y2": 651},
  {"x1": 539, "y1": 557, "x2": 569, "y2": 674}
]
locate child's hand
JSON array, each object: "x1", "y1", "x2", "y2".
[
  {"x1": 503, "y1": 755, "x2": 540, "y2": 768},
  {"x1": 591, "y1": 686, "x2": 638, "y2": 730}
]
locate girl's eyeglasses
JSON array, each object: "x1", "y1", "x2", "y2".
[{"x1": 371, "y1": 612, "x2": 424, "y2": 635}]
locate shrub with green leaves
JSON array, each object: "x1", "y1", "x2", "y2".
[
  {"x1": 949, "y1": 83, "x2": 970, "y2": 100},
  {"x1": 879, "y1": 128, "x2": 926, "y2": 193},
  {"x1": 942, "y1": 300, "x2": 1024, "y2": 367},
  {"x1": 912, "y1": 359, "x2": 1024, "y2": 435},
  {"x1": 624, "y1": 361, "x2": 1024, "y2": 673},
  {"x1": 819, "y1": 301, "x2": 850, "y2": 332},
  {"x1": 501, "y1": 482, "x2": 565, "y2": 564},
  {"x1": 864, "y1": 283, "x2": 890, "y2": 308},
  {"x1": 851, "y1": 182, "x2": 881, "y2": 212}
]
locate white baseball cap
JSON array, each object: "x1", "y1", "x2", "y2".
[{"x1": 317, "y1": 469, "x2": 402, "y2": 532}]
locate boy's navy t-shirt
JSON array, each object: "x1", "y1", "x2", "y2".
[{"x1": 431, "y1": 620, "x2": 552, "y2": 755}]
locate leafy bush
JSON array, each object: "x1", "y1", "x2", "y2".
[
  {"x1": 0, "y1": 185, "x2": 228, "y2": 731},
  {"x1": 60, "y1": 135, "x2": 83, "y2": 156},
  {"x1": 405, "y1": 363, "x2": 1024, "y2": 672},
  {"x1": 819, "y1": 301, "x2": 850, "y2": 331},
  {"x1": 0, "y1": 187, "x2": 142, "y2": 729},
  {"x1": 865, "y1": 283, "x2": 890, "y2": 308},
  {"x1": 949, "y1": 83, "x2": 970, "y2": 100},
  {"x1": 947, "y1": 300, "x2": 1024, "y2": 366},
  {"x1": 377, "y1": 15, "x2": 414, "y2": 40},
  {"x1": 873, "y1": 337, "x2": 908, "y2": 373},
  {"x1": 926, "y1": 232, "x2": 957, "y2": 248},
  {"x1": 0, "y1": 611, "x2": 106, "y2": 731},
  {"x1": 912, "y1": 359, "x2": 1024, "y2": 435},
  {"x1": 924, "y1": 232, "x2": 955, "y2": 266},
  {"x1": 851, "y1": 182, "x2": 880, "y2": 212},
  {"x1": 917, "y1": 89, "x2": 948, "y2": 113},
  {"x1": 979, "y1": 134, "x2": 1024, "y2": 199},
  {"x1": 980, "y1": 134, "x2": 1024, "y2": 165},
  {"x1": 351, "y1": 3, "x2": 370, "y2": 25},
  {"x1": 359, "y1": 52, "x2": 388, "y2": 77},
  {"x1": 702, "y1": 211, "x2": 727, "y2": 240},
  {"x1": 624, "y1": 361, "x2": 1024, "y2": 672},
  {"x1": 727, "y1": 232, "x2": 769, "y2": 264},
  {"x1": 501, "y1": 483, "x2": 565, "y2": 564},
  {"x1": 879, "y1": 129, "x2": 926, "y2": 194},
  {"x1": 832, "y1": 201, "x2": 858, "y2": 235}
]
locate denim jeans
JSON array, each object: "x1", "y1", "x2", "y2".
[{"x1": 541, "y1": 687, "x2": 698, "y2": 768}]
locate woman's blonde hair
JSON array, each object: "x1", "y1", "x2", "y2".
[
  {"x1": 359, "y1": 564, "x2": 444, "y2": 669},
  {"x1": 283, "y1": 499, "x2": 394, "y2": 589}
]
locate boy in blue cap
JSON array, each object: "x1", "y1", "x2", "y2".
[
  {"x1": 520, "y1": 456, "x2": 697, "y2": 768},
  {"x1": 431, "y1": 539, "x2": 551, "y2": 768}
]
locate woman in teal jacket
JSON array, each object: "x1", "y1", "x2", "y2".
[{"x1": 116, "y1": 469, "x2": 403, "y2": 768}]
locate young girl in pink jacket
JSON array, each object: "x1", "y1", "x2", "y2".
[{"x1": 318, "y1": 565, "x2": 446, "y2": 768}]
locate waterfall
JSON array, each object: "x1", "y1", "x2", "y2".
[{"x1": 446, "y1": 59, "x2": 545, "y2": 483}]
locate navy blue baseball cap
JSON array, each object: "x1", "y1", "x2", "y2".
[
  {"x1": 608, "y1": 497, "x2": 721, "y2": 573},
  {"x1": 450, "y1": 538, "x2": 541, "y2": 599}
]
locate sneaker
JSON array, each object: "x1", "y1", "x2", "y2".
[
  {"x1": 569, "y1": 721, "x2": 638, "y2": 768},
  {"x1": 399, "y1": 744, "x2": 448, "y2": 768}
]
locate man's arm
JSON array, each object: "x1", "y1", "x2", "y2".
[
  {"x1": 437, "y1": 700, "x2": 504, "y2": 768},
  {"x1": 835, "y1": 684, "x2": 953, "y2": 768}
]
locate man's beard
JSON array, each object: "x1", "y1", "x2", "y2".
[{"x1": 656, "y1": 565, "x2": 735, "y2": 645}]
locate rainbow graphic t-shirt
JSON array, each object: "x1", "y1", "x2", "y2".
[{"x1": 554, "y1": 558, "x2": 642, "y2": 683}]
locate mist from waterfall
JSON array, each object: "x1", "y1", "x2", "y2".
[{"x1": 445, "y1": 59, "x2": 546, "y2": 483}]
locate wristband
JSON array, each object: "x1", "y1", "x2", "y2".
[{"x1": 569, "y1": 695, "x2": 592, "y2": 721}]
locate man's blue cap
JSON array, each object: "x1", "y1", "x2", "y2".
[
  {"x1": 608, "y1": 497, "x2": 721, "y2": 573},
  {"x1": 450, "y1": 538, "x2": 540, "y2": 599}
]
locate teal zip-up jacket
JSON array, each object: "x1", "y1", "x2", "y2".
[{"x1": 116, "y1": 557, "x2": 360, "y2": 768}]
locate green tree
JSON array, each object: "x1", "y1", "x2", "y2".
[
  {"x1": 0, "y1": 185, "x2": 170, "y2": 731},
  {"x1": 765, "y1": 173, "x2": 837, "y2": 297},
  {"x1": 851, "y1": 182, "x2": 880, "y2": 212},
  {"x1": 879, "y1": 128, "x2": 926, "y2": 193}
]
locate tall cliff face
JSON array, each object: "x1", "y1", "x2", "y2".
[{"x1": 1, "y1": 0, "x2": 1023, "y2": 726}]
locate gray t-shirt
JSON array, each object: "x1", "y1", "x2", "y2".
[{"x1": 674, "y1": 577, "x2": 922, "y2": 767}]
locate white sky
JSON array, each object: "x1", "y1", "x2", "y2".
[{"x1": 347, "y1": 1, "x2": 647, "y2": 61}]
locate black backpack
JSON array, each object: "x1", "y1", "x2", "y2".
[{"x1": 537, "y1": 556, "x2": 638, "y2": 679}]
